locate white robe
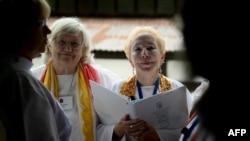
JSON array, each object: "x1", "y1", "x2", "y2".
[
  {"x1": 96, "y1": 78, "x2": 193, "y2": 141},
  {"x1": 31, "y1": 63, "x2": 121, "y2": 141},
  {"x1": 0, "y1": 55, "x2": 72, "y2": 141}
]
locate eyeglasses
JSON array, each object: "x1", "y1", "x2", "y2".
[{"x1": 55, "y1": 39, "x2": 82, "y2": 49}]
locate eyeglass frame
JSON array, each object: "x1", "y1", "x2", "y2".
[{"x1": 53, "y1": 38, "x2": 83, "y2": 49}]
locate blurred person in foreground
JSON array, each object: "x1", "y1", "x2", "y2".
[
  {"x1": 97, "y1": 26, "x2": 193, "y2": 141},
  {"x1": 31, "y1": 17, "x2": 120, "y2": 141},
  {"x1": 0, "y1": 0, "x2": 71, "y2": 140},
  {"x1": 179, "y1": 0, "x2": 249, "y2": 140}
]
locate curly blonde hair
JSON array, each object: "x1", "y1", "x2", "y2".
[{"x1": 124, "y1": 26, "x2": 166, "y2": 60}]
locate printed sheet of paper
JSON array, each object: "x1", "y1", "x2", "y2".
[
  {"x1": 90, "y1": 80, "x2": 188, "y2": 129},
  {"x1": 90, "y1": 80, "x2": 130, "y2": 125},
  {"x1": 128, "y1": 86, "x2": 188, "y2": 129}
]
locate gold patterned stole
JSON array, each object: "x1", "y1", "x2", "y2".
[
  {"x1": 41, "y1": 60, "x2": 99, "y2": 141},
  {"x1": 120, "y1": 74, "x2": 173, "y2": 97}
]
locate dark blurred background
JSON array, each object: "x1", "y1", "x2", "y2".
[{"x1": 48, "y1": 0, "x2": 184, "y2": 18}]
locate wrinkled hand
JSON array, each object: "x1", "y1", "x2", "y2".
[
  {"x1": 135, "y1": 122, "x2": 161, "y2": 141},
  {"x1": 113, "y1": 114, "x2": 145, "y2": 139}
]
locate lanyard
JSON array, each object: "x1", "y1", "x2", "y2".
[{"x1": 136, "y1": 77, "x2": 160, "y2": 99}]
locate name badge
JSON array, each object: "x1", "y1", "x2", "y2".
[{"x1": 59, "y1": 96, "x2": 73, "y2": 110}]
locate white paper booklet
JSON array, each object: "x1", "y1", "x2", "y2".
[{"x1": 90, "y1": 80, "x2": 189, "y2": 129}]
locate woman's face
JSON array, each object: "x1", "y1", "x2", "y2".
[
  {"x1": 130, "y1": 33, "x2": 165, "y2": 74},
  {"x1": 50, "y1": 33, "x2": 83, "y2": 68}
]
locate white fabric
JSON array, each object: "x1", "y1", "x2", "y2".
[
  {"x1": 0, "y1": 55, "x2": 71, "y2": 141},
  {"x1": 97, "y1": 78, "x2": 193, "y2": 141},
  {"x1": 31, "y1": 63, "x2": 120, "y2": 141}
]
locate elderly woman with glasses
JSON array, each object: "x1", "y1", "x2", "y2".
[{"x1": 31, "y1": 17, "x2": 120, "y2": 141}]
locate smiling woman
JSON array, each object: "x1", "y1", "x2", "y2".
[
  {"x1": 31, "y1": 17, "x2": 120, "y2": 141},
  {"x1": 96, "y1": 26, "x2": 194, "y2": 141}
]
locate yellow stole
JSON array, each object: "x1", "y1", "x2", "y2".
[
  {"x1": 120, "y1": 74, "x2": 173, "y2": 97},
  {"x1": 42, "y1": 60, "x2": 99, "y2": 141}
]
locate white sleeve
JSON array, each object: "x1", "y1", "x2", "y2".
[
  {"x1": 30, "y1": 64, "x2": 46, "y2": 80},
  {"x1": 20, "y1": 72, "x2": 71, "y2": 141}
]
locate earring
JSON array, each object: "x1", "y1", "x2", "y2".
[{"x1": 132, "y1": 68, "x2": 135, "y2": 75}]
